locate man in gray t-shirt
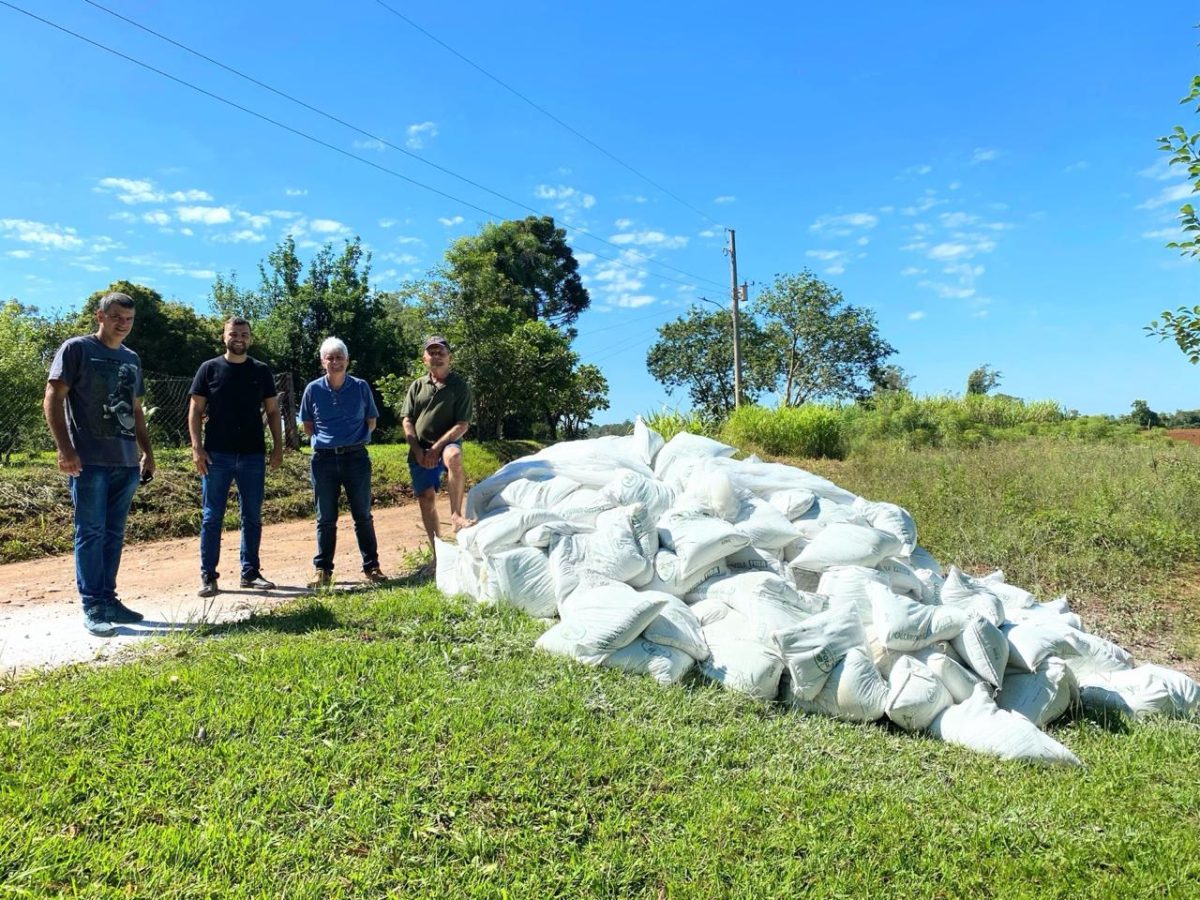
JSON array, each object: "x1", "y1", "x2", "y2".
[{"x1": 44, "y1": 291, "x2": 156, "y2": 637}]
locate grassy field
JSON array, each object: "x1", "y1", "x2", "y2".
[
  {"x1": 0, "y1": 441, "x2": 535, "y2": 565},
  {"x1": 3, "y1": 435, "x2": 1200, "y2": 895}
]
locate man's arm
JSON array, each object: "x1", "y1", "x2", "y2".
[
  {"x1": 264, "y1": 396, "x2": 284, "y2": 469},
  {"x1": 188, "y1": 394, "x2": 210, "y2": 475},
  {"x1": 133, "y1": 396, "x2": 155, "y2": 479},
  {"x1": 402, "y1": 416, "x2": 422, "y2": 458},
  {"x1": 366, "y1": 417, "x2": 377, "y2": 434},
  {"x1": 43, "y1": 380, "x2": 81, "y2": 476}
]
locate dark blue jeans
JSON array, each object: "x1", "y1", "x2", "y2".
[
  {"x1": 69, "y1": 464, "x2": 140, "y2": 611},
  {"x1": 200, "y1": 451, "x2": 266, "y2": 580},
  {"x1": 310, "y1": 448, "x2": 378, "y2": 573}
]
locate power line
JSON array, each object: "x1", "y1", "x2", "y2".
[
  {"x1": 77, "y1": 0, "x2": 728, "y2": 292},
  {"x1": 370, "y1": 0, "x2": 728, "y2": 231},
  {"x1": 0, "y1": 1, "x2": 717, "y2": 293}
]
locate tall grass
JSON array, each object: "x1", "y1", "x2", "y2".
[
  {"x1": 721, "y1": 404, "x2": 847, "y2": 459},
  {"x1": 641, "y1": 408, "x2": 712, "y2": 443}
]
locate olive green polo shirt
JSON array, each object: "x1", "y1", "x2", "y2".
[{"x1": 401, "y1": 370, "x2": 474, "y2": 456}]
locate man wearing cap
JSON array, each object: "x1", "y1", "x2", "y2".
[
  {"x1": 43, "y1": 290, "x2": 156, "y2": 637},
  {"x1": 300, "y1": 336, "x2": 387, "y2": 589},
  {"x1": 402, "y1": 336, "x2": 476, "y2": 560}
]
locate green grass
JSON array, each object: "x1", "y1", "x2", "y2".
[
  {"x1": 2, "y1": 589, "x2": 1199, "y2": 897},
  {"x1": 0, "y1": 441, "x2": 534, "y2": 565}
]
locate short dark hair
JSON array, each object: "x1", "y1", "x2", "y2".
[
  {"x1": 98, "y1": 291, "x2": 135, "y2": 313},
  {"x1": 224, "y1": 316, "x2": 252, "y2": 331}
]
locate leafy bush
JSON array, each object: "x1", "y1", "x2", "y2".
[{"x1": 721, "y1": 404, "x2": 847, "y2": 459}]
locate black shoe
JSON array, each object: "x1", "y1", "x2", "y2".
[
  {"x1": 83, "y1": 607, "x2": 116, "y2": 637},
  {"x1": 240, "y1": 572, "x2": 276, "y2": 590},
  {"x1": 198, "y1": 575, "x2": 219, "y2": 598},
  {"x1": 104, "y1": 598, "x2": 144, "y2": 624}
]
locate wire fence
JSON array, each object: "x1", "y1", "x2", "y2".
[{"x1": 0, "y1": 368, "x2": 299, "y2": 461}]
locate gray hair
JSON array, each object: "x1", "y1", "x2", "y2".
[
  {"x1": 320, "y1": 336, "x2": 349, "y2": 359},
  {"x1": 98, "y1": 291, "x2": 135, "y2": 313}
]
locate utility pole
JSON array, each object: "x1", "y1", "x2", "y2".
[{"x1": 728, "y1": 228, "x2": 742, "y2": 408}]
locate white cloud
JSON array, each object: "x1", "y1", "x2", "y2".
[
  {"x1": 903, "y1": 164, "x2": 932, "y2": 176},
  {"x1": 285, "y1": 187, "x2": 308, "y2": 196},
  {"x1": 938, "y1": 211, "x2": 979, "y2": 229},
  {"x1": 213, "y1": 230, "x2": 266, "y2": 244},
  {"x1": 1137, "y1": 182, "x2": 1193, "y2": 210},
  {"x1": 70, "y1": 260, "x2": 109, "y2": 273},
  {"x1": 713, "y1": 195, "x2": 736, "y2": 204},
  {"x1": 1065, "y1": 160, "x2": 1089, "y2": 173},
  {"x1": 309, "y1": 218, "x2": 347, "y2": 234},
  {"x1": 534, "y1": 184, "x2": 596, "y2": 217},
  {"x1": 177, "y1": 206, "x2": 232, "y2": 225},
  {"x1": 907, "y1": 310, "x2": 926, "y2": 320},
  {"x1": 180, "y1": 227, "x2": 194, "y2": 237},
  {"x1": 110, "y1": 211, "x2": 137, "y2": 224},
  {"x1": 633, "y1": 195, "x2": 648, "y2": 204},
  {"x1": 614, "y1": 218, "x2": 634, "y2": 229},
  {"x1": 353, "y1": 138, "x2": 386, "y2": 152},
  {"x1": 236, "y1": 211, "x2": 271, "y2": 230},
  {"x1": 1138, "y1": 158, "x2": 1177, "y2": 181},
  {"x1": 263, "y1": 209, "x2": 301, "y2": 220},
  {"x1": 609, "y1": 230, "x2": 688, "y2": 250},
  {"x1": 809, "y1": 212, "x2": 879, "y2": 234},
  {"x1": 6, "y1": 249, "x2": 34, "y2": 259},
  {"x1": 826, "y1": 263, "x2": 846, "y2": 275},
  {"x1": 857, "y1": 236, "x2": 870, "y2": 246},
  {"x1": 95, "y1": 177, "x2": 212, "y2": 205},
  {"x1": 1143, "y1": 227, "x2": 1180, "y2": 240},
  {"x1": 948, "y1": 181, "x2": 962, "y2": 191},
  {"x1": 698, "y1": 228, "x2": 718, "y2": 238},
  {"x1": 575, "y1": 252, "x2": 597, "y2": 266},
  {"x1": 971, "y1": 147, "x2": 999, "y2": 164},
  {"x1": 918, "y1": 280, "x2": 976, "y2": 299},
  {"x1": 900, "y1": 266, "x2": 924, "y2": 277},
  {"x1": 588, "y1": 251, "x2": 657, "y2": 309},
  {"x1": 406, "y1": 121, "x2": 438, "y2": 150},
  {"x1": 928, "y1": 242, "x2": 971, "y2": 260},
  {"x1": 901, "y1": 192, "x2": 943, "y2": 216},
  {"x1": 379, "y1": 218, "x2": 397, "y2": 229},
  {"x1": 805, "y1": 249, "x2": 844, "y2": 261},
  {"x1": 0, "y1": 218, "x2": 84, "y2": 250},
  {"x1": 438, "y1": 215, "x2": 465, "y2": 227},
  {"x1": 142, "y1": 211, "x2": 172, "y2": 226},
  {"x1": 394, "y1": 235, "x2": 422, "y2": 245},
  {"x1": 381, "y1": 251, "x2": 419, "y2": 265}
]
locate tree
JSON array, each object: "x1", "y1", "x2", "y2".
[
  {"x1": 869, "y1": 362, "x2": 912, "y2": 395},
  {"x1": 754, "y1": 271, "x2": 896, "y2": 406},
  {"x1": 444, "y1": 216, "x2": 589, "y2": 330},
  {"x1": 0, "y1": 300, "x2": 68, "y2": 458},
  {"x1": 553, "y1": 363, "x2": 610, "y2": 439},
  {"x1": 81, "y1": 281, "x2": 220, "y2": 376},
  {"x1": 646, "y1": 307, "x2": 775, "y2": 422},
  {"x1": 1127, "y1": 399, "x2": 1163, "y2": 428},
  {"x1": 966, "y1": 363, "x2": 1003, "y2": 396},
  {"x1": 1146, "y1": 72, "x2": 1200, "y2": 362}
]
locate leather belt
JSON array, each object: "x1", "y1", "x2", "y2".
[{"x1": 314, "y1": 443, "x2": 366, "y2": 456}]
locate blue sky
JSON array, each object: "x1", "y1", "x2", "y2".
[{"x1": 2, "y1": 1, "x2": 1199, "y2": 420}]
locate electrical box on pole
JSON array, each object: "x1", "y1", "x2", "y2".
[{"x1": 728, "y1": 229, "x2": 742, "y2": 408}]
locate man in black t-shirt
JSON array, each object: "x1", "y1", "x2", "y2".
[{"x1": 188, "y1": 317, "x2": 284, "y2": 597}]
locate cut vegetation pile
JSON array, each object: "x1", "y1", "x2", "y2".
[{"x1": 440, "y1": 419, "x2": 1199, "y2": 767}]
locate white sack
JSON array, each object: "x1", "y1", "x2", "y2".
[
  {"x1": 597, "y1": 470, "x2": 676, "y2": 522},
  {"x1": 480, "y1": 547, "x2": 557, "y2": 618},
  {"x1": 458, "y1": 508, "x2": 564, "y2": 559},
  {"x1": 818, "y1": 566, "x2": 893, "y2": 626},
  {"x1": 787, "y1": 646, "x2": 887, "y2": 723},
  {"x1": 906, "y1": 545, "x2": 944, "y2": 576},
  {"x1": 853, "y1": 497, "x2": 918, "y2": 556},
  {"x1": 724, "y1": 545, "x2": 786, "y2": 577},
  {"x1": 884, "y1": 655, "x2": 953, "y2": 731},
  {"x1": 768, "y1": 488, "x2": 817, "y2": 520},
  {"x1": 1002, "y1": 622, "x2": 1080, "y2": 673},
  {"x1": 1079, "y1": 665, "x2": 1200, "y2": 719},
  {"x1": 701, "y1": 614, "x2": 786, "y2": 700},
  {"x1": 792, "y1": 523, "x2": 903, "y2": 573},
  {"x1": 434, "y1": 537, "x2": 461, "y2": 596},
  {"x1": 653, "y1": 432, "x2": 738, "y2": 483},
  {"x1": 522, "y1": 519, "x2": 592, "y2": 549},
  {"x1": 874, "y1": 557, "x2": 930, "y2": 601},
  {"x1": 951, "y1": 616, "x2": 1009, "y2": 688},
  {"x1": 535, "y1": 620, "x2": 607, "y2": 666},
  {"x1": 657, "y1": 509, "x2": 750, "y2": 580},
  {"x1": 930, "y1": 684, "x2": 1082, "y2": 767},
  {"x1": 631, "y1": 415, "x2": 665, "y2": 469},
  {"x1": 486, "y1": 475, "x2": 581, "y2": 513},
  {"x1": 996, "y1": 657, "x2": 1079, "y2": 727},
  {"x1": 597, "y1": 503, "x2": 659, "y2": 559},
  {"x1": 553, "y1": 488, "x2": 617, "y2": 526},
  {"x1": 602, "y1": 638, "x2": 694, "y2": 686},
  {"x1": 1057, "y1": 628, "x2": 1135, "y2": 681},
  {"x1": 640, "y1": 593, "x2": 710, "y2": 662},
  {"x1": 791, "y1": 500, "x2": 870, "y2": 540},
  {"x1": 870, "y1": 583, "x2": 967, "y2": 652},
  {"x1": 911, "y1": 645, "x2": 982, "y2": 704},
  {"x1": 733, "y1": 497, "x2": 802, "y2": 550},
  {"x1": 773, "y1": 602, "x2": 867, "y2": 702},
  {"x1": 557, "y1": 581, "x2": 668, "y2": 656},
  {"x1": 643, "y1": 550, "x2": 727, "y2": 598}
]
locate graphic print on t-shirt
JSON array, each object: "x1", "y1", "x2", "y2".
[{"x1": 91, "y1": 357, "x2": 138, "y2": 438}]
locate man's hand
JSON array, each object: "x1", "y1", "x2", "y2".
[
  {"x1": 268, "y1": 446, "x2": 283, "y2": 471},
  {"x1": 140, "y1": 453, "x2": 157, "y2": 481},
  {"x1": 420, "y1": 446, "x2": 443, "y2": 469},
  {"x1": 57, "y1": 446, "x2": 82, "y2": 476},
  {"x1": 192, "y1": 445, "x2": 211, "y2": 476}
]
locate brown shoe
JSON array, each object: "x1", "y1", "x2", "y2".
[
  {"x1": 307, "y1": 569, "x2": 333, "y2": 590},
  {"x1": 364, "y1": 567, "x2": 388, "y2": 584}
]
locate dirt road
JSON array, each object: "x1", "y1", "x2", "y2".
[{"x1": 0, "y1": 499, "x2": 448, "y2": 676}]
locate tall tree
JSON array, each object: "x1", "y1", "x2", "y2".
[
  {"x1": 0, "y1": 299, "x2": 70, "y2": 457},
  {"x1": 754, "y1": 271, "x2": 896, "y2": 406},
  {"x1": 646, "y1": 307, "x2": 774, "y2": 421},
  {"x1": 444, "y1": 216, "x2": 589, "y2": 329},
  {"x1": 966, "y1": 363, "x2": 1002, "y2": 396},
  {"x1": 1146, "y1": 72, "x2": 1200, "y2": 362},
  {"x1": 81, "y1": 281, "x2": 219, "y2": 376}
]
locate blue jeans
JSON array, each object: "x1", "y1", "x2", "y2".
[
  {"x1": 310, "y1": 448, "x2": 378, "y2": 572},
  {"x1": 200, "y1": 451, "x2": 266, "y2": 580},
  {"x1": 69, "y1": 465, "x2": 141, "y2": 611}
]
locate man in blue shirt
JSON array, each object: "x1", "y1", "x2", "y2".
[
  {"x1": 43, "y1": 290, "x2": 156, "y2": 637},
  {"x1": 189, "y1": 316, "x2": 284, "y2": 598},
  {"x1": 299, "y1": 337, "x2": 387, "y2": 589}
]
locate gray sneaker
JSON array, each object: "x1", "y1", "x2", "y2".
[
  {"x1": 197, "y1": 575, "x2": 219, "y2": 598},
  {"x1": 239, "y1": 572, "x2": 276, "y2": 590},
  {"x1": 83, "y1": 607, "x2": 116, "y2": 637},
  {"x1": 104, "y1": 598, "x2": 144, "y2": 624}
]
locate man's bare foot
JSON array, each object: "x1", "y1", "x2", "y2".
[{"x1": 450, "y1": 513, "x2": 476, "y2": 531}]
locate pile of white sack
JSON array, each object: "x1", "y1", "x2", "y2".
[{"x1": 437, "y1": 419, "x2": 1199, "y2": 767}]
